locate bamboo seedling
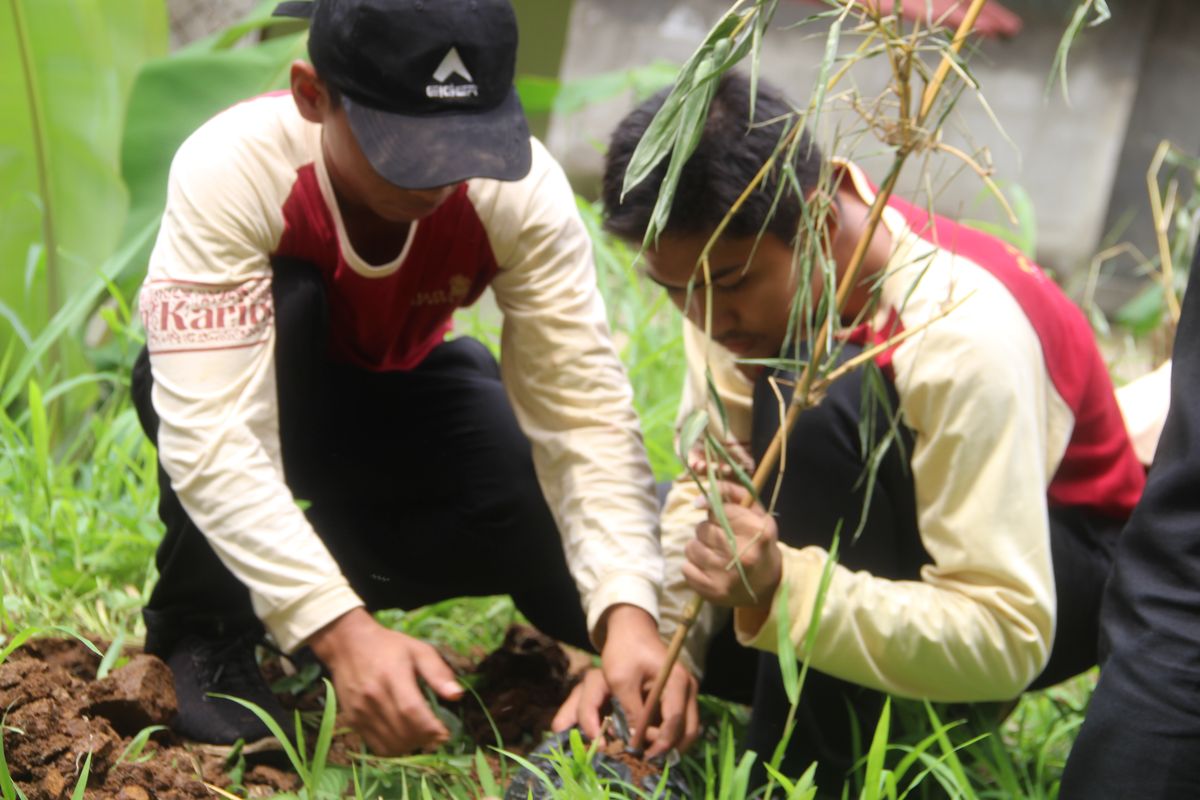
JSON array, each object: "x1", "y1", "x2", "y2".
[{"x1": 628, "y1": 0, "x2": 996, "y2": 754}]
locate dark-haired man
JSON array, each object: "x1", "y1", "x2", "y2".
[
  {"x1": 132, "y1": 0, "x2": 694, "y2": 756},
  {"x1": 568, "y1": 71, "x2": 1147, "y2": 781}
]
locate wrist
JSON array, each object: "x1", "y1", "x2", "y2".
[
  {"x1": 307, "y1": 606, "x2": 372, "y2": 663},
  {"x1": 595, "y1": 603, "x2": 657, "y2": 650}
]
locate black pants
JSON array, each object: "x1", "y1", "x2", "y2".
[
  {"x1": 1060, "y1": 252, "x2": 1200, "y2": 799},
  {"x1": 132, "y1": 259, "x2": 590, "y2": 654},
  {"x1": 698, "y1": 346, "x2": 1123, "y2": 789}
]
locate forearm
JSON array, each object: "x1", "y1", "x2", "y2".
[{"x1": 736, "y1": 544, "x2": 1051, "y2": 701}]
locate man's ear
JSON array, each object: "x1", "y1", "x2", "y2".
[{"x1": 291, "y1": 61, "x2": 333, "y2": 123}]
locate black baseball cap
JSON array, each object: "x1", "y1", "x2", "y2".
[{"x1": 274, "y1": 0, "x2": 532, "y2": 189}]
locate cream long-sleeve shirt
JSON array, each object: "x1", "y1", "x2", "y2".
[
  {"x1": 659, "y1": 162, "x2": 1144, "y2": 699},
  {"x1": 139, "y1": 93, "x2": 662, "y2": 652}
]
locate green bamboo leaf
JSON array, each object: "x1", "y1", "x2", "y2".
[
  {"x1": 706, "y1": 367, "x2": 731, "y2": 435},
  {"x1": 806, "y1": 11, "x2": 843, "y2": 137},
  {"x1": 677, "y1": 408, "x2": 710, "y2": 467},
  {"x1": 774, "y1": 582, "x2": 801, "y2": 706},
  {"x1": 1048, "y1": 0, "x2": 1111, "y2": 103},
  {"x1": 645, "y1": 43, "x2": 728, "y2": 243},
  {"x1": 704, "y1": 433, "x2": 757, "y2": 500},
  {"x1": 706, "y1": 460, "x2": 755, "y2": 602},
  {"x1": 621, "y1": 11, "x2": 742, "y2": 199}
]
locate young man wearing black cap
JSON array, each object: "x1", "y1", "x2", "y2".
[{"x1": 132, "y1": 0, "x2": 696, "y2": 756}]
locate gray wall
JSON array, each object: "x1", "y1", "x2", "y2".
[{"x1": 547, "y1": 0, "x2": 1198, "y2": 311}]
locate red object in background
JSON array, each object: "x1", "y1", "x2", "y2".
[{"x1": 804, "y1": 0, "x2": 1023, "y2": 39}]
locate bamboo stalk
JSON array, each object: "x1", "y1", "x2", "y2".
[
  {"x1": 628, "y1": 0, "x2": 991, "y2": 755},
  {"x1": 1147, "y1": 140, "x2": 1183, "y2": 326}
]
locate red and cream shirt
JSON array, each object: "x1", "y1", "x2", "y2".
[
  {"x1": 140, "y1": 93, "x2": 661, "y2": 652},
  {"x1": 660, "y1": 161, "x2": 1145, "y2": 697}
]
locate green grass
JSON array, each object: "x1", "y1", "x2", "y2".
[{"x1": 0, "y1": 206, "x2": 1096, "y2": 799}]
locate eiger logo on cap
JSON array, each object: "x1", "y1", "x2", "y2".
[{"x1": 427, "y1": 47, "x2": 478, "y2": 99}]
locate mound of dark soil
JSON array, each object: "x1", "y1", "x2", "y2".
[
  {"x1": 0, "y1": 625, "x2": 625, "y2": 798},
  {"x1": 1, "y1": 638, "x2": 299, "y2": 799}
]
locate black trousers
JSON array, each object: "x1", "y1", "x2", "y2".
[
  {"x1": 698, "y1": 345, "x2": 1123, "y2": 789},
  {"x1": 1060, "y1": 251, "x2": 1200, "y2": 799},
  {"x1": 132, "y1": 258, "x2": 590, "y2": 654}
]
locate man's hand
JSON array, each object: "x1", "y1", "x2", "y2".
[
  {"x1": 551, "y1": 605, "x2": 699, "y2": 757},
  {"x1": 684, "y1": 482, "x2": 782, "y2": 610},
  {"x1": 307, "y1": 607, "x2": 463, "y2": 755}
]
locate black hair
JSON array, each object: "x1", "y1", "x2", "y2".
[
  {"x1": 324, "y1": 80, "x2": 342, "y2": 106},
  {"x1": 602, "y1": 71, "x2": 823, "y2": 244}
]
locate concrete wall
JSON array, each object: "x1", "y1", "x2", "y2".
[{"x1": 547, "y1": 0, "x2": 1197, "y2": 310}]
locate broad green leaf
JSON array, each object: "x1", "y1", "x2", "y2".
[
  {"x1": 115, "y1": 31, "x2": 307, "y2": 291},
  {"x1": 0, "y1": 0, "x2": 166, "y2": 373}
]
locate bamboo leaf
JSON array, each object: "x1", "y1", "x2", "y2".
[
  {"x1": 706, "y1": 459, "x2": 754, "y2": 601},
  {"x1": 620, "y1": 11, "x2": 743, "y2": 200},
  {"x1": 774, "y1": 582, "x2": 801, "y2": 706},
  {"x1": 677, "y1": 408, "x2": 710, "y2": 467}
]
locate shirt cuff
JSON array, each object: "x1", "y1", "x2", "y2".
[
  {"x1": 586, "y1": 572, "x2": 661, "y2": 646},
  {"x1": 734, "y1": 545, "x2": 826, "y2": 654},
  {"x1": 260, "y1": 581, "x2": 366, "y2": 653}
]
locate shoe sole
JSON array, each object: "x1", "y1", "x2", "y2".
[{"x1": 184, "y1": 735, "x2": 287, "y2": 759}]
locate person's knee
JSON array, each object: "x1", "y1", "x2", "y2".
[
  {"x1": 131, "y1": 346, "x2": 158, "y2": 442},
  {"x1": 431, "y1": 336, "x2": 500, "y2": 379}
]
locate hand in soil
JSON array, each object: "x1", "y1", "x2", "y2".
[
  {"x1": 308, "y1": 607, "x2": 463, "y2": 755},
  {"x1": 556, "y1": 605, "x2": 700, "y2": 757},
  {"x1": 685, "y1": 481, "x2": 782, "y2": 610}
]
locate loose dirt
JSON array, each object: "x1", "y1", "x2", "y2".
[{"x1": 0, "y1": 625, "x2": 598, "y2": 799}]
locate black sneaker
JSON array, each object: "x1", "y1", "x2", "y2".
[{"x1": 162, "y1": 631, "x2": 293, "y2": 745}]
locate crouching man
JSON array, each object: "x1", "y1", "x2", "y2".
[
  {"x1": 558, "y1": 71, "x2": 1146, "y2": 785},
  {"x1": 132, "y1": 0, "x2": 692, "y2": 756}
]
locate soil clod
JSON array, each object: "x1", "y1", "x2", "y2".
[{"x1": 86, "y1": 654, "x2": 179, "y2": 736}]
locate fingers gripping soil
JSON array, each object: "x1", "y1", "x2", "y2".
[{"x1": 310, "y1": 608, "x2": 463, "y2": 756}]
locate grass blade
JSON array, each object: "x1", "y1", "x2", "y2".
[{"x1": 210, "y1": 693, "x2": 305, "y2": 783}]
